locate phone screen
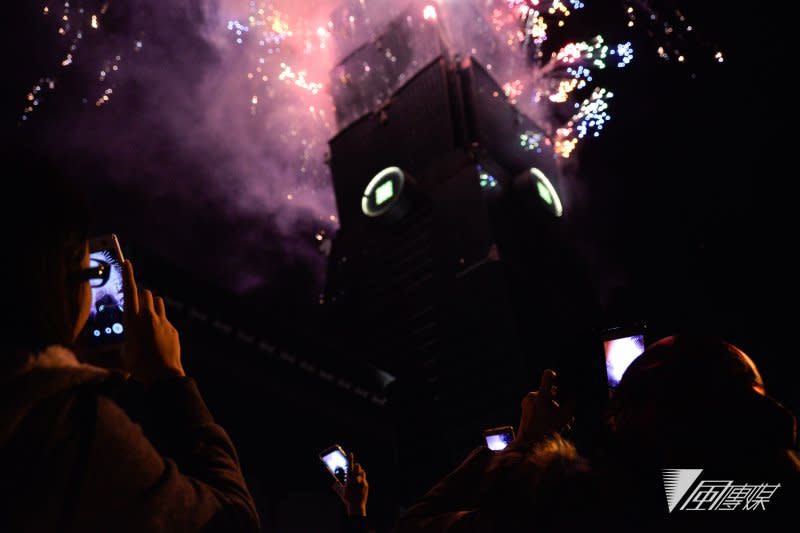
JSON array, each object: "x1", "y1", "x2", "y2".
[
  {"x1": 484, "y1": 427, "x2": 515, "y2": 451},
  {"x1": 604, "y1": 334, "x2": 645, "y2": 389},
  {"x1": 86, "y1": 246, "x2": 125, "y2": 347},
  {"x1": 321, "y1": 448, "x2": 348, "y2": 484}
]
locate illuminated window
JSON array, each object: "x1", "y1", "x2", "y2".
[
  {"x1": 537, "y1": 181, "x2": 553, "y2": 206},
  {"x1": 529, "y1": 167, "x2": 563, "y2": 217},
  {"x1": 375, "y1": 180, "x2": 394, "y2": 205},
  {"x1": 362, "y1": 166, "x2": 406, "y2": 218}
]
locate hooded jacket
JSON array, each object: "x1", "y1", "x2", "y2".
[{"x1": 0, "y1": 346, "x2": 259, "y2": 532}]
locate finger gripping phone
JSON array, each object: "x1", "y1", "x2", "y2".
[
  {"x1": 483, "y1": 426, "x2": 515, "y2": 452},
  {"x1": 319, "y1": 444, "x2": 348, "y2": 485},
  {"x1": 86, "y1": 234, "x2": 125, "y2": 349},
  {"x1": 602, "y1": 325, "x2": 646, "y2": 390}
]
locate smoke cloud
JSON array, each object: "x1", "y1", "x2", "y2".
[{"x1": 19, "y1": 0, "x2": 644, "y2": 297}]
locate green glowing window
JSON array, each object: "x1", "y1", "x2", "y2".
[
  {"x1": 529, "y1": 167, "x2": 563, "y2": 217},
  {"x1": 537, "y1": 181, "x2": 553, "y2": 206},
  {"x1": 375, "y1": 180, "x2": 394, "y2": 206}
]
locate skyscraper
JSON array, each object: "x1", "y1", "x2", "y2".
[{"x1": 323, "y1": 3, "x2": 600, "y2": 497}]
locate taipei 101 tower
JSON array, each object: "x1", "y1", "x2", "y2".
[{"x1": 321, "y1": 0, "x2": 599, "y2": 495}]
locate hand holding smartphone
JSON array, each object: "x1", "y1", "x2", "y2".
[
  {"x1": 85, "y1": 234, "x2": 126, "y2": 351},
  {"x1": 322, "y1": 445, "x2": 369, "y2": 517},
  {"x1": 483, "y1": 426, "x2": 515, "y2": 452},
  {"x1": 320, "y1": 444, "x2": 348, "y2": 485}
]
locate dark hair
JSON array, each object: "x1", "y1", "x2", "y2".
[
  {"x1": 1, "y1": 147, "x2": 90, "y2": 362},
  {"x1": 480, "y1": 437, "x2": 593, "y2": 531}
]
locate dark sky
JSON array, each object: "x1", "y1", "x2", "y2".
[
  {"x1": 572, "y1": 3, "x2": 797, "y2": 409},
  {"x1": 2, "y1": 2, "x2": 796, "y2": 409}
]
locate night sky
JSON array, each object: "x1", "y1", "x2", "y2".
[{"x1": 1, "y1": 1, "x2": 796, "y2": 414}]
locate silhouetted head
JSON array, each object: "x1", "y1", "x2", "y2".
[
  {"x1": 1, "y1": 147, "x2": 91, "y2": 366},
  {"x1": 481, "y1": 436, "x2": 593, "y2": 532},
  {"x1": 609, "y1": 335, "x2": 797, "y2": 464}
]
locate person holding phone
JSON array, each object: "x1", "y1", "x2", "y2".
[
  {"x1": 334, "y1": 452, "x2": 371, "y2": 532},
  {"x1": 0, "y1": 150, "x2": 259, "y2": 532},
  {"x1": 394, "y1": 339, "x2": 800, "y2": 532},
  {"x1": 392, "y1": 369, "x2": 576, "y2": 533},
  {"x1": 320, "y1": 445, "x2": 371, "y2": 531}
]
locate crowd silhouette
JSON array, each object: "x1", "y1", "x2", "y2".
[{"x1": 1, "y1": 148, "x2": 797, "y2": 533}]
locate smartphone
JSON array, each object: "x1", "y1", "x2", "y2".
[
  {"x1": 602, "y1": 326, "x2": 646, "y2": 390},
  {"x1": 483, "y1": 426, "x2": 515, "y2": 452},
  {"x1": 319, "y1": 444, "x2": 348, "y2": 485},
  {"x1": 85, "y1": 234, "x2": 125, "y2": 349}
]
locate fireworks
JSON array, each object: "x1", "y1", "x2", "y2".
[
  {"x1": 20, "y1": 1, "x2": 138, "y2": 121},
  {"x1": 223, "y1": 1, "x2": 336, "y2": 217},
  {"x1": 22, "y1": 0, "x2": 724, "y2": 201},
  {"x1": 523, "y1": 32, "x2": 632, "y2": 155},
  {"x1": 423, "y1": 5, "x2": 438, "y2": 21},
  {"x1": 625, "y1": 1, "x2": 724, "y2": 67},
  {"x1": 21, "y1": 78, "x2": 55, "y2": 122},
  {"x1": 508, "y1": 0, "x2": 585, "y2": 50},
  {"x1": 278, "y1": 63, "x2": 324, "y2": 95},
  {"x1": 487, "y1": 1, "x2": 640, "y2": 158},
  {"x1": 520, "y1": 130, "x2": 544, "y2": 152},
  {"x1": 226, "y1": 3, "x2": 330, "y2": 108},
  {"x1": 478, "y1": 166, "x2": 499, "y2": 189}
]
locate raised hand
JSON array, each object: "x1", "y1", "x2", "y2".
[
  {"x1": 333, "y1": 452, "x2": 369, "y2": 517},
  {"x1": 510, "y1": 369, "x2": 574, "y2": 450},
  {"x1": 121, "y1": 260, "x2": 184, "y2": 385}
]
